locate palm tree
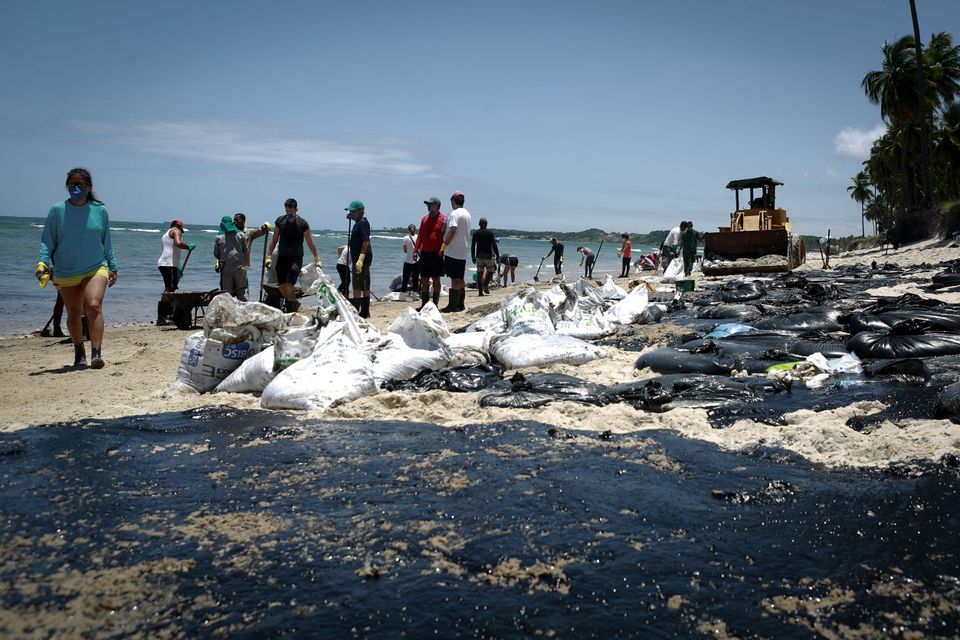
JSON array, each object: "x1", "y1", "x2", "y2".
[{"x1": 847, "y1": 171, "x2": 873, "y2": 236}]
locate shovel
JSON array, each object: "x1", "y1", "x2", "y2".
[
  {"x1": 532, "y1": 256, "x2": 546, "y2": 282},
  {"x1": 178, "y1": 247, "x2": 194, "y2": 280}
]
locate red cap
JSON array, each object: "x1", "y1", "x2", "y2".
[
  {"x1": 451, "y1": 191, "x2": 465, "y2": 198},
  {"x1": 170, "y1": 220, "x2": 184, "y2": 229}
]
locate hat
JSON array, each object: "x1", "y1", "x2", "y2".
[
  {"x1": 219, "y1": 215, "x2": 239, "y2": 234},
  {"x1": 345, "y1": 200, "x2": 365, "y2": 212},
  {"x1": 170, "y1": 220, "x2": 184, "y2": 230},
  {"x1": 423, "y1": 197, "x2": 441, "y2": 205},
  {"x1": 451, "y1": 191, "x2": 465, "y2": 199}
]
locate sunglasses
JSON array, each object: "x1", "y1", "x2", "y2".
[{"x1": 67, "y1": 181, "x2": 88, "y2": 189}]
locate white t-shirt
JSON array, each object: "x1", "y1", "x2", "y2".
[
  {"x1": 663, "y1": 226, "x2": 681, "y2": 247},
  {"x1": 443, "y1": 207, "x2": 471, "y2": 261},
  {"x1": 403, "y1": 233, "x2": 418, "y2": 264}
]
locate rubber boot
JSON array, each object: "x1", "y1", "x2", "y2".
[
  {"x1": 90, "y1": 347, "x2": 104, "y2": 370},
  {"x1": 456, "y1": 288, "x2": 466, "y2": 312},
  {"x1": 360, "y1": 296, "x2": 370, "y2": 319},
  {"x1": 440, "y1": 289, "x2": 457, "y2": 313},
  {"x1": 478, "y1": 284, "x2": 484, "y2": 297},
  {"x1": 73, "y1": 343, "x2": 87, "y2": 368},
  {"x1": 483, "y1": 274, "x2": 492, "y2": 295},
  {"x1": 350, "y1": 298, "x2": 361, "y2": 311},
  {"x1": 417, "y1": 292, "x2": 430, "y2": 312}
]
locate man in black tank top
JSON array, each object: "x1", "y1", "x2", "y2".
[{"x1": 470, "y1": 217, "x2": 499, "y2": 296}]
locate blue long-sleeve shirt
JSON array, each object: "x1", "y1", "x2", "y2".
[{"x1": 38, "y1": 200, "x2": 119, "y2": 277}]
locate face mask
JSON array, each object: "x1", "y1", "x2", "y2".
[
  {"x1": 285, "y1": 210, "x2": 295, "y2": 218},
  {"x1": 69, "y1": 186, "x2": 88, "y2": 202}
]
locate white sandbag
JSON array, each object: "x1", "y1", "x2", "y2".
[
  {"x1": 502, "y1": 289, "x2": 556, "y2": 336},
  {"x1": 203, "y1": 293, "x2": 285, "y2": 344},
  {"x1": 388, "y1": 303, "x2": 450, "y2": 350},
  {"x1": 273, "y1": 318, "x2": 321, "y2": 372},
  {"x1": 604, "y1": 284, "x2": 650, "y2": 325},
  {"x1": 449, "y1": 346, "x2": 491, "y2": 368},
  {"x1": 171, "y1": 331, "x2": 261, "y2": 393},
  {"x1": 371, "y1": 334, "x2": 451, "y2": 385},
  {"x1": 661, "y1": 258, "x2": 684, "y2": 282},
  {"x1": 490, "y1": 334, "x2": 606, "y2": 370},
  {"x1": 572, "y1": 279, "x2": 608, "y2": 314},
  {"x1": 600, "y1": 275, "x2": 628, "y2": 300},
  {"x1": 445, "y1": 331, "x2": 491, "y2": 351},
  {"x1": 468, "y1": 311, "x2": 506, "y2": 334},
  {"x1": 556, "y1": 309, "x2": 615, "y2": 339},
  {"x1": 298, "y1": 262, "x2": 321, "y2": 293},
  {"x1": 216, "y1": 346, "x2": 276, "y2": 394},
  {"x1": 261, "y1": 333, "x2": 378, "y2": 411}
]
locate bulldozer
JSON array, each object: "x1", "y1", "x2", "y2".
[{"x1": 700, "y1": 176, "x2": 805, "y2": 275}]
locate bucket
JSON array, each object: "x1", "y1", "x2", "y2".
[{"x1": 676, "y1": 279, "x2": 695, "y2": 292}]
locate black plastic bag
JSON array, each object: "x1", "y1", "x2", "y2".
[{"x1": 478, "y1": 372, "x2": 607, "y2": 408}]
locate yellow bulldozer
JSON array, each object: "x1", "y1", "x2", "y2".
[{"x1": 701, "y1": 176, "x2": 806, "y2": 275}]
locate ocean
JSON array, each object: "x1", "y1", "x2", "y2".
[{"x1": 0, "y1": 214, "x2": 653, "y2": 337}]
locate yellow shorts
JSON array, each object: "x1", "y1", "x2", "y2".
[{"x1": 54, "y1": 265, "x2": 110, "y2": 288}]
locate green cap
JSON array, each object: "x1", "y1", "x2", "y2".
[
  {"x1": 219, "y1": 215, "x2": 240, "y2": 234},
  {"x1": 345, "y1": 200, "x2": 365, "y2": 212}
]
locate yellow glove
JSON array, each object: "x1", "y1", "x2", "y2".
[
  {"x1": 560, "y1": 255, "x2": 564, "y2": 263},
  {"x1": 355, "y1": 254, "x2": 365, "y2": 272},
  {"x1": 240, "y1": 265, "x2": 248, "y2": 272},
  {"x1": 440, "y1": 243, "x2": 447, "y2": 254},
  {"x1": 314, "y1": 255, "x2": 323, "y2": 268},
  {"x1": 35, "y1": 262, "x2": 51, "y2": 288},
  {"x1": 262, "y1": 221, "x2": 272, "y2": 231},
  {"x1": 264, "y1": 256, "x2": 272, "y2": 267}
]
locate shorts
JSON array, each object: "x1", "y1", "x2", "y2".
[
  {"x1": 476, "y1": 256, "x2": 497, "y2": 272},
  {"x1": 157, "y1": 265, "x2": 179, "y2": 291},
  {"x1": 419, "y1": 252, "x2": 444, "y2": 278},
  {"x1": 352, "y1": 256, "x2": 372, "y2": 291},
  {"x1": 444, "y1": 256, "x2": 467, "y2": 280},
  {"x1": 502, "y1": 257, "x2": 519, "y2": 268},
  {"x1": 275, "y1": 255, "x2": 303, "y2": 285}
]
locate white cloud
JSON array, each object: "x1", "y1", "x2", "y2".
[
  {"x1": 76, "y1": 120, "x2": 438, "y2": 178},
  {"x1": 834, "y1": 124, "x2": 886, "y2": 160}
]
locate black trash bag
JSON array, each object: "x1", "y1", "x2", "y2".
[
  {"x1": 876, "y1": 309, "x2": 960, "y2": 332},
  {"x1": 866, "y1": 293, "x2": 944, "y2": 312},
  {"x1": 932, "y1": 273, "x2": 960, "y2": 290},
  {"x1": 719, "y1": 281, "x2": 766, "y2": 303},
  {"x1": 804, "y1": 282, "x2": 841, "y2": 303},
  {"x1": 934, "y1": 382, "x2": 960, "y2": 424},
  {"x1": 849, "y1": 314, "x2": 895, "y2": 335},
  {"x1": 683, "y1": 332, "x2": 797, "y2": 358},
  {"x1": 788, "y1": 338, "x2": 851, "y2": 359},
  {"x1": 848, "y1": 331, "x2": 960, "y2": 359},
  {"x1": 388, "y1": 275, "x2": 404, "y2": 292},
  {"x1": 863, "y1": 358, "x2": 930, "y2": 383},
  {"x1": 753, "y1": 308, "x2": 843, "y2": 332},
  {"x1": 635, "y1": 348, "x2": 733, "y2": 375},
  {"x1": 383, "y1": 364, "x2": 502, "y2": 393},
  {"x1": 603, "y1": 374, "x2": 779, "y2": 412},
  {"x1": 696, "y1": 304, "x2": 760, "y2": 320},
  {"x1": 478, "y1": 372, "x2": 607, "y2": 409},
  {"x1": 773, "y1": 272, "x2": 808, "y2": 289}
]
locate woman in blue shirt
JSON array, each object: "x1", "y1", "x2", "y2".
[{"x1": 36, "y1": 168, "x2": 119, "y2": 369}]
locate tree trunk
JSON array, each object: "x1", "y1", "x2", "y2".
[
  {"x1": 909, "y1": 0, "x2": 934, "y2": 208},
  {"x1": 861, "y1": 201, "x2": 865, "y2": 237},
  {"x1": 899, "y1": 125, "x2": 910, "y2": 217}
]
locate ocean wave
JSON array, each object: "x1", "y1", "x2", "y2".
[
  {"x1": 31, "y1": 223, "x2": 44, "y2": 229},
  {"x1": 370, "y1": 234, "x2": 404, "y2": 241},
  {"x1": 113, "y1": 227, "x2": 161, "y2": 233}
]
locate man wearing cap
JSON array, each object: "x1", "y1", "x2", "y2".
[
  {"x1": 544, "y1": 237, "x2": 564, "y2": 276},
  {"x1": 471, "y1": 217, "x2": 499, "y2": 296},
  {"x1": 267, "y1": 198, "x2": 320, "y2": 312},
  {"x1": 157, "y1": 220, "x2": 194, "y2": 293},
  {"x1": 214, "y1": 214, "x2": 271, "y2": 301},
  {"x1": 346, "y1": 200, "x2": 373, "y2": 318},
  {"x1": 414, "y1": 197, "x2": 447, "y2": 311},
  {"x1": 440, "y1": 191, "x2": 471, "y2": 313}
]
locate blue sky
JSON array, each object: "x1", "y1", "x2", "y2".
[{"x1": 2, "y1": 0, "x2": 957, "y2": 235}]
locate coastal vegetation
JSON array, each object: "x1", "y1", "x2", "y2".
[{"x1": 849, "y1": 19, "x2": 960, "y2": 241}]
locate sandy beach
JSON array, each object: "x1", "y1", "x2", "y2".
[{"x1": 4, "y1": 237, "x2": 959, "y2": 470}]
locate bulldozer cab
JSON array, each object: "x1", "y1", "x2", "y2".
[{"x1": 722, "y1": 177, "x2": 792, "y2": 233}]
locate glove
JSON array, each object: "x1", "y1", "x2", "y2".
[
  {"x1": 314, "y1": 255, "x2": 323, "y2": 268},
  {"x1": 177, "y1": 264, "x2": 183, "y2": 277},
  {"x1": 214, "y1": 261, "x2": 222, "y2": 273},
  {"x1": 542, "y1": 255, "x2": 547, "y2": 260},
  {"x1": 187, "y1": 243, "x2": 197, "y2": 251},
  {"x1": 560, "y1": 255, "x2": 564, "y2": 263},
  {"x1": 262, "y1": 222, "x2": 272, "y2": 231},
  {"x1": 440, "y1": 243, "x2": 447, "y2": 254},
  {"x1": 355, "y1": 254, "x2": 365, "y2": 273},
  {"x1": 265, "y1": 256, "x2": 272, "y2": 268},
  {"x1": 36, "y1": 262, "x2": 51, "y2": 288}
]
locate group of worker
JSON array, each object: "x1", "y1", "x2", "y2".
[{"x1": 660, "y1": 220, "x2": 701, "y2": 277}]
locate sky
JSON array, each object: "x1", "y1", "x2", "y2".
[{"x1": 2, "y1": 0, "x2": 958, "y2": 236}]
